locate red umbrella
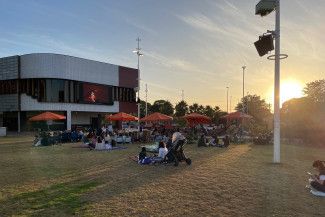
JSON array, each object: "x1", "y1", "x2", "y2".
[
  {"x1": 220, "y1": 111, "x2": 253, "y2": 121},
  {"x1": 183, "y1": 113, "x2": 211, "y2": 126},
  {"x1": 140, "y1": 112, "x2": 173, "y2": 122},
  {"x1": 29, "y1": 112, "x2": 66, "y2": 121},
  {"x1": 105, "y1": 112, "x2": 138, "y2": 122}
]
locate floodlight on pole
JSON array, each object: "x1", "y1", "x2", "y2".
[
  {"x1": 255, "y1": 0, "x2": 287, "y2": 163},
  {"x1": 133, "y1": 37, "x2": 143, "y2": 130}
]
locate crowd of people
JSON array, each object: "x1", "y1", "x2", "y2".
[{"x1": 197, "y1": 134, "x2": 230, "y2": 148}]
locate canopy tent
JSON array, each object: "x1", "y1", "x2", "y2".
[
  {"x1": 220, "y1": 111, "x2": 253, "y2": 121},
  {"x1": 29, "y1": 112, "x2": 66, "y2": 130},
  {"x1": 105, "y1": 112, "x2": 138, "y2": 122},
  {"x1": 140, "y1": 112, "x2": 173, "y2": 122},
  {"x1": 183, "y1": 113, "x2": 211, "y2": 126},
  {"x1": 29, "y1": 112, "x2": 66, "y2": 121}
]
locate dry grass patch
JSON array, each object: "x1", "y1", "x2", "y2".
[{"x1": 0, "y1": 136, "x2": 324, "y2": 216}]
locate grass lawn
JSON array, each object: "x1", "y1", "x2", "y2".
[{"x1": 0, "y1": 136, "x2": 324, "y2": 217}]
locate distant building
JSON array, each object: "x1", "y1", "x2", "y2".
[{"x1": 0, "y1": 53, "x2": 138, "y2": 131}]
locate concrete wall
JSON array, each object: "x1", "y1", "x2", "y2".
[
  {"x1": 71, "y1": 112, "x2": 104, "y2": 125},
  {"x1": 20, "y1": 53, "x2": 119, "y2": 86},
  {"x1": 0, "y1": 94, "x2": 18, "y2": 112},
  {"x1": 0, "y1": 56, "x2": 19, "y2": 80}
]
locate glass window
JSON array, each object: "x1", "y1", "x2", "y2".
[{"x1": 39, "y1": 79, "x2": 46, "y2": 102}]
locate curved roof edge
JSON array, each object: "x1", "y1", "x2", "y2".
[{"x1": 20, "y1": 53, "x2": 136, "y2": 69}]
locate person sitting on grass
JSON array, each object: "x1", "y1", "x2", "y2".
[
  {"x1": 197, "y1": 134, "x2": 209, "y2": 147},
  {"x1": 310, "y1": 160, "x2": 325, "y2": 193},
  {"x1": 158, "y1": 141, "x2": 168, "y2": 159},
  {"x1": 139, "y1": 147, "x2": 147, "y2": 161},
  {"x1": 223, "y1": 135, "x2": 230, "y2": 148},
  {"x1": 138, "y1": 147, "x2": 153, "y2": 164},
  {"x1": 88, "y1": 135, "x2": 97, "y2": 150},
  {"x1": 149, "y1": 141, "x2": 169, "y2": 163}
]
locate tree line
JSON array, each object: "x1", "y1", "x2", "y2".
[
  {"x1": 140, "y1": 100, "x2": 227, "y2": 123},
  {"x1": 281, "y1": 79, "x2": 325, "y2": 146},
  {"x1": 140, "y1": 93, "x2": 273, "y2": 126}
]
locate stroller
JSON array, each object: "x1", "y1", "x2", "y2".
[{"x1": 164, "y1": 132, "x2": 192, "y2": 166}]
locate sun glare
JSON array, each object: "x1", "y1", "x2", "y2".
[{"x1": 267, "y1": 80, "x2": 304, "y2": 106}]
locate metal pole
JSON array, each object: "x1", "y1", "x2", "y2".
[
  {"x1": 274, "y1": 0, "x2": 281, "y2": 163},
  {"x1": 136, "y1": 37, "x2": 141, "y2": 130},
  {"x1": 181, "y1": 90, "x2": 184, "y2": 101},
  {"x1": 242, "y1": 66, "x2": 246, "y2": 113},
  {"x1": 230, "y1": 96, "x2": 232, "y2": 113},
  {"x1": 226, "y1": 87, "x2": 229, "y2": 113},
  {"x1": 145, "y1": 83, "x2": 148, "y2": 116},
  {"x1": 242, "y1": 66, "x2": 246, "y2": 100}
]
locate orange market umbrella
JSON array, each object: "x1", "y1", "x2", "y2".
[
  {"x1": 105, "y1": 112, "x2": 138, "y2": 122},
  {"x1": 29, "y1": 112, "x2": 66, "y2": 121},
  {"x1": 140, "y1": 112, "x2": 173, "y2": 122},
  {"x1": 29, "y1": 112, "x2": 66, "y2": 131},
  {"x1": 183, "y1": 113, "x2": 211, "y2": 126}
]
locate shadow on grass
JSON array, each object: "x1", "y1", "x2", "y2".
[
  {"x1": 0, "y1": 180, "x2": 99, "y2": 216},
  {"x1": 0, "y1": 143, "x2": 232, "y2": 216},
  {"x1": 81, "y1": 145, "x2": 232, "y2": 203}
]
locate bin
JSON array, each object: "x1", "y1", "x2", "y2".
[{"x1": 0, "y1": 127, "x2": 7, "y2": 137}]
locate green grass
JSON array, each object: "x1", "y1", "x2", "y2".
[{"x1": 0, "y1": 136, "x2": 324, "y2": 217}]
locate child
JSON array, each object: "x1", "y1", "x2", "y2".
[
  {"x1": 138, "y1": 147, "x2": 151, "y2": 164},
  {"x1": 310, "y1": 160, "x2": 325, "y2": 193}
]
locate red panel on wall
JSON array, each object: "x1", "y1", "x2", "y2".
[
  {"x1": 119, "y1": 102, "x2": 137, "y2": 114},
  {"x1": 119, "y1": 66, "x2": 138, "y2": 88}
]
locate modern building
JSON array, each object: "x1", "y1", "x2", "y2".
[{"x1": 0, "y1": 53, "x2": 138, "y2": 131}]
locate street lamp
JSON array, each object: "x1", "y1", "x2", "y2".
[
  {"x1": 242, "y1": 66, "x2": 246, "y2": 113},
  {"x1": 226, "y1": 87, "x2": 229, "y2": 113},
  {"x1": 255, "y1": 0, "x2": 287, "y2": 163},
  {"x1": 145, "y1": 83, "x2": 148, "y2": 116},
  {"x1": 133, "y1": 37, "x2": 143, "y2": 130}
]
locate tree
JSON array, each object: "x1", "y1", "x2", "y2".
[
  {"x1": 281, "y1": 88, "x2": 325, "y2": 145},
  {"x1": 212, "y1": 106, "x2": 227, "y2": 123},
  {"x1": 235, "y1": 94, "x2": 271, "y2": 124},
  {"x1": 140, "y1": 100, "x2": 152, "y2": 118},
  {"x1": 151, "y1": 100, "x2": 174, "y2": 116},
  {"x1": 189, "y1": 103, "x2": 204, "y2": 114},
  {"x1": 175, "y1": 100, "x2": 189, "y2": 117},
  {"x1": 304, "y1": 79, "x2": 325, "y2": 103},
  {"x1": 203, "y1": 105, "x2": 214, "y2": 118}
]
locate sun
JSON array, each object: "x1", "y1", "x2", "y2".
[{"x1": 267, "y1": 80, "x2": 304, "y2": 106}]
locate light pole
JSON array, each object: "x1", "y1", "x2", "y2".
[
  {"x1": 226, "y1": 87, "x2": 229, "y2": 113},
  {"x1": 145, "y1": 83, "x2": 148, "y2": 116},
  {"x1": 181, "y1": 89, "x2": 184, "y2": 101},
  {"x1": 273, "y1": 0, "x2": 281, "y2": 163},
  {"x1": 133, "y1": 37, "x2": 143, "y2": 130},
  {"x1": 242, "y1": 66, "x2": 246, "y2": 111},
  {"x1": 230, "y1": 96, "x2": 232, "y2": 113},
  {"x1": 255, "y1": 0, "x2": 283, "y2": 163}
]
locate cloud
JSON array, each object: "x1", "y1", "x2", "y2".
[{"x1": 124, "y1": 17, "x2": 157, "y2": 35}]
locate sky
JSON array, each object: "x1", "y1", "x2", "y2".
[{"x1": 0, "y1": 0, "x2": 324, "y2": 111}]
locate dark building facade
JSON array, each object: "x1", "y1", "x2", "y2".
[{"x1": 0, "y1": 53, "x2": 138, "y2": 131}]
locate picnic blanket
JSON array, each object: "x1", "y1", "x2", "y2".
[
  {"x1": 141, "y1": 143, "x2": 159, "y2": 153},
  {"x1": 95, "y1": 146, "x2": 127, "y2": 151}
]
